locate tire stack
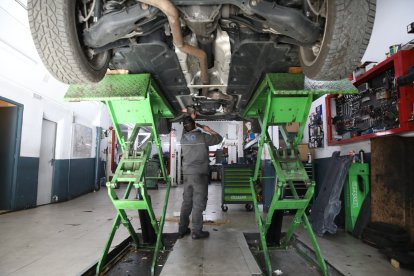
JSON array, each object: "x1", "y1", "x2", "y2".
[{"x1": 362, "y1": 222, "x2": 414, "y2": 270}]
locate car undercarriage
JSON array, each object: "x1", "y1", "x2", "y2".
[{"x1": 28, "y1": 0, "x2": 376, "y2": 119}]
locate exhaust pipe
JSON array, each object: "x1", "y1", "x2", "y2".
[
  {"x1": 138, "y1": 0, "x2": 210, "y2": 95},
  {"x1": 207, "y1": 90, "x2": 236, "y2": 113}
]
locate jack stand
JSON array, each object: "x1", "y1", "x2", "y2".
[
  {"x1": 66, "y1": 74, "x2": 175, "y2": 275},
  {"x1": 243, "y1": 73, "x2": 356, "y2": 276}
]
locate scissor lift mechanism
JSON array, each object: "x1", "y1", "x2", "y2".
[
  {"x1": 66, "y1": 73, "x2": 355, "y2": 276},
  {"x1": 243, "y1": 73, "x2": 356, "y2": 276},
  {"x1": 66, "y1": 74, "x2": 175, "y2": 275}
]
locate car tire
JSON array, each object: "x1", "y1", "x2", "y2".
[
  {"x1": 245, "y1": 204, "x2": 253, "y2": 211},
  {"x1": 28, "y1": 0, "x2": 110, "y2": 84},
  {"x1": 299, "y1": 0, "x2": 376, "y2": 80}
]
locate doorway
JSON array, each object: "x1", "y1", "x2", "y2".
[
  {"x1": 37, "y1": 119, "x2": 57, "y2": 205},
  {"x1": 0, "y1": 98, "x2": 22, "y2": 212}
]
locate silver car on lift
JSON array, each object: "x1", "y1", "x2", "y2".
[{"x1": 28, "y1": 0, "x2": 376, "y2": 119}]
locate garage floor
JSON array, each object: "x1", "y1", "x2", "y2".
[{"x1": 0, "y1": 183, "x2": 412, "y2": 276}]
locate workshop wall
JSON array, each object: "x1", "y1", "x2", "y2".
[
  {"x1": 302, "y1": 95, "x2": 371, "y2": 202},
  {"x1": 0, "y1": 1, "x2": 111, "y2": 210},
  {"x1": 303, "y1": 95, "x2": 372, "y2": 159},
  {"x1": 303, "y1": 0, "x2": 414, "y2": 186}
]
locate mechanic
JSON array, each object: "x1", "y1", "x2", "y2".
[{"x1": 178, "y1": 116, "x2": 223, "y2": 239}]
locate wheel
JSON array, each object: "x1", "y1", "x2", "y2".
[
  {"x1": 299, "y1": 0, "x2": 376, "y2": 80},
  {"x1": 221, "y1": 204, "x2": 228, "y2": 212},
  {"x1": 157, "y1": 118, "x2": 172, "y2": 135},
  {"x1": 28, "y1": 0, "x2": 110, "y2": 84},
  {"x1": 245, "y1": 204, "x2": 253, "y2": 211},
  {"x1": 93, "y1": 179, "x2": 100, "y2": 191}
]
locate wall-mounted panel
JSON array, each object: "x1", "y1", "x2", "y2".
[{"x1": 327, "y1": 50, "x2": 414, "y2": 145}]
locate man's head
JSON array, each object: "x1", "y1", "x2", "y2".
[{"x1": 183, "y1": 116, "x2": 196, "y2": 132}]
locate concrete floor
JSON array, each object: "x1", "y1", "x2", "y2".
[{"x1": 0, "y1": 183, "x2": 412, "y2": 276}]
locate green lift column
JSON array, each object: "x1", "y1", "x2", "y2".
[
  {"x1": 345, "y1": 163, "x2": 370, "y2": 232},
  {"x1": 242, "y1": 73, "x2": 356, "y2": 276},
  {"x1": 65, "y1": 74, "x2": 175, "y2": 275}
]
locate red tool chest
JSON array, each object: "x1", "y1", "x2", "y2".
[{"x1": 326, "y1": 50, "x2": 414, "y2": 145}]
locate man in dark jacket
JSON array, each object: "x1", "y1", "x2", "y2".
[{"x1": 178, "y1": 116, "x2": 223, "y2": 239}]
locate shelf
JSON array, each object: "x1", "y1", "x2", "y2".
[{"x1": 327, "y1": 50, "x2": 414, "y2": 145}]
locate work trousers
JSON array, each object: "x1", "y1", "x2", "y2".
[{"x1": 179, "y1": 174, "x2": 208, "y2": 233}]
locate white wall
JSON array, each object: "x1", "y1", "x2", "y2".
[
  {"x1": 0, "y1": 0, "x2": 111, "y2": 159},
  {"x1": 362, "y1": 0, "x2": 414, "y2": 63},
  {"x1": 303, "y1": 95, "x2": 372, "y2": 159}
]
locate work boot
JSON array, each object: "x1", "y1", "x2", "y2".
[
  {"x1": 192, "y1": 230, "x2": 210, "y2": 240},
  {"x1": 178, "y1": 228, "x2": 191, "y2": 239}
]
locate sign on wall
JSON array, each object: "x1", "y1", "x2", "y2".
[
  {"x1": 308, "y1": 104, "x2": 324, "y2": 148},
  {"x1": 72, "y1": 124, "x2": 93, "y2": 158}
]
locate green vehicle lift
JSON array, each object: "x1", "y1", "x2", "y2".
[
  {"x1": 65, "y1": 74, "x2": 175, "y2": 275},
  {"x1": 242, "y1": 73, "x2": 356, "y2": 276}
]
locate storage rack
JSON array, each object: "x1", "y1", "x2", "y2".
[{"x1": 327, "y1": 50, "x2": 414, "y2": 145}]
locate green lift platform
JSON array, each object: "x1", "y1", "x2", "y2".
[
  {"x1": 65, "y1": 74, "x2": 175, "y2": 275},
  {"x1": 242, "y1": 73, "x2": 356, "y2": 276},
  {"x1": 66, "y1": 72, "x2": 356, "y2": 276}
]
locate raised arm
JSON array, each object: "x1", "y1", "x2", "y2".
[{"x1": 202, "y1": 125, "x2": 223, "y2": 146}]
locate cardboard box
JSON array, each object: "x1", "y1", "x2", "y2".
[
  {"x1": 286, "y1": 122, "x2": 300, "y2": 133},
  {"x1": 298, "y1": 144, "x2": 315, "y2": 162}
]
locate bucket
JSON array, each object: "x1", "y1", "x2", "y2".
[{"x1": 389, "y1": 44, "x2": 401, "y2": 55}]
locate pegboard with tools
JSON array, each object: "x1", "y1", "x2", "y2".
[
  {"x1": 327, "y1": 50, "x2": 414, "y2": 145},
  {"x1": 334, "y1": 68, "x2": 399, "y2": 137}
]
